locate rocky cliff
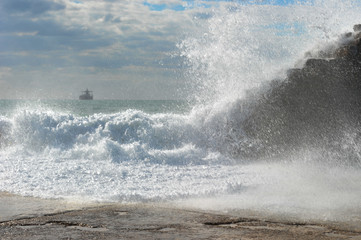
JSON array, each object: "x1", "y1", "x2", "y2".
[{"x1": 238, "y1": 24, "x2": 361, "y2": 161}]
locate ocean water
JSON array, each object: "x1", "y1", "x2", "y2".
[{"x1": 1, "y1": 0, "x2": 361, "y2": 224}]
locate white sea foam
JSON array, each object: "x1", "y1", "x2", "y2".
[
  {"x1": 0, "y1": 108, "x2": 234, "y2": 200},
  {"x1": 0, "y1": 106, "x2": 360, "y2": 223}
]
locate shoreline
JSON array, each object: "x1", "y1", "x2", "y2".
[
  {"x1": 0, "y1": 191, "x2": 98, "y2": 222},
  {"x1": 1, "y1": 193, "x2": 361, "y2": 239}
]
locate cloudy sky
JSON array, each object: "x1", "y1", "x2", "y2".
[{"x1": 0, "y1": 0, "x2": 310, "y2": 100}]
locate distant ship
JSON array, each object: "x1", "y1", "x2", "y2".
[{"x1": 79, "y1": 89, "x2": 93, "y2": 100}]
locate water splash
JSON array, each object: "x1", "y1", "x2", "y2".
[
  {"x1": 181, "y1": 0, "x2": 361, "y2": 102},
  {"x1": 179, "y1": 0, "x2": 361, "y2": 163}
]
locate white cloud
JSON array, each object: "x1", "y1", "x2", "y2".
[{"x1": 0, "y1": 0, "x2": 209, "y2": 99}]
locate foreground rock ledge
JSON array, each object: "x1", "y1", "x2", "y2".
[{"x1": 1, "y1": 204, "x2": 361, "y2": 240}]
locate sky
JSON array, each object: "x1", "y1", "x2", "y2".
[{"x1": 0, "y1": 0, "x2": 308, "y2": 100}]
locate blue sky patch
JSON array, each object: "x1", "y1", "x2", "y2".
[
  {"x1": 143, "y1": 2, "x2": 186, "y2": 11},
  {"x1": 143, "y1": 2, "x2": 166, "y2": 11}
]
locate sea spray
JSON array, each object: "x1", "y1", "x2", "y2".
[
  {"x1": 176, "y1": 0, "x2": 361, "y2": 221},
  {"x1": 180, "y1": 1, "x2": 361, "y2": 162}
]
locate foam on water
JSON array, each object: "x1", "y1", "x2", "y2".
[
  {"x1": 0, "y1": 108, "x2": 232, "y2": 199},
  {"x1": 0, "y1": 105, "x2": 361, "y2": 222},
  {"x1": 1, "y1": 0, "x2": 361, "y2": 223}
]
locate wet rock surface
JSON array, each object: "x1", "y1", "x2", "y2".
[
  {"x1": 1, "y1": 204, "x2": 361, "y2": 240},
  {"x1": 230, "y1": 24, "x2": 361, "y2": 160}
]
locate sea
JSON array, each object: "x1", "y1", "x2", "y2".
[{"x1": 1, "y1": 1, "x2": 361, "y2": 224}]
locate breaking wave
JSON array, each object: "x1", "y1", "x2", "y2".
[{"x1": 179, "y1": 0, "x2": 361, "y2": 166}]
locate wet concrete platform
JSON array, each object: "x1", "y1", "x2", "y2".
[{"x1": 1, "y1": 198, "x2": 361, "y2": 240}]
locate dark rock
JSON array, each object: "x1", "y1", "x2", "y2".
[
  {"x1": 355, "y1": 32, "x2": 361, "y2": 39},
  {"x1": 353, "y1": 24, "x2": 361, "y2": 32},
  {"x1": 344, "y1": 32, "x2": 353, "y2": 38},
  {"x1": 227, "y1": 25, "x2": 361, "y2": 161},
  {"x1": 334, "y1": 45, "x2": 359, "y2": 59}
]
